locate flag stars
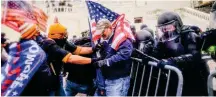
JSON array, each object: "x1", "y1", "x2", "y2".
[
  {"x1": 12, "y1": 91, "x2": 18, "y2": 96},
  {"x1": 19, "y1": 83, "x2": 24, "y2": 87},
  {"x1": 87, "y1": 1, "x2": 119, "y2": 23}
]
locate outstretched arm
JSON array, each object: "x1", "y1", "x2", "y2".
[
  {"x1": 73, "y1": 46, "x2": 93, "y2": 55},
  {"x1": 62, "y1": 53, "x2": 92, "y2": 65}
]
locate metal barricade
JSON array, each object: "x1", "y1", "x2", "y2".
[
  {"x1": 129, "y1": 57, "x2": 183, "y2": 96},
  {"x1": 202, "y1": 53, "x2": 216, "y2": 96},
  {"x1": 207, "y1": 70, "x2": 216, "y2": 96}
]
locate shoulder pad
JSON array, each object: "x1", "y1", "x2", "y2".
[{"x1": 181, "y1": 25, "x2": 196, "y2": 34}]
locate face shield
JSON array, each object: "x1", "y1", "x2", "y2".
[
  {"x1": 209, "y1": 11, "x2": 216, "y2": 29},
  {"x1": 156, "y1": 22, "x2": 179, "y2": 42}
]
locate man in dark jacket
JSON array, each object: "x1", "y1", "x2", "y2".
[
  {"x1": 152, "y1": 11, "x2": 209, "y2": 96},
  {"x1": 11, "y1": 23, "x2": 100, "y2": 96},
  {"x1": 93, "y1": 19, "x2": 133, "y2": 96},
  {"x1": 47, "y1": 19, "x2": 100, "y2": 96}
]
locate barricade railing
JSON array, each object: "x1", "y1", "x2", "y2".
[
  {"x1": 130, "y1": 57, "x2": 183, "y2": 96},
  {"x1": 201, "y1": 53, "x2": 216, "y2": 96},
  {"x1": 207, "y1": 70, "x2": 216, "y2": 96}
]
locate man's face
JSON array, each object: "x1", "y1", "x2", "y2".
[{"x1": 102, "y1": 27, "x2": 112, "y2": 40}]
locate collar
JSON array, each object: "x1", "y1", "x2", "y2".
[{"x1": 100, "y1": 31, "x2": 114, "y2": 43}]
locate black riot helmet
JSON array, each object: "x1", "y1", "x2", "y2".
[
  {"x1": 140, "y1": 24, "x2": 148, "y2": 30},
  {"x1": 136, "y1": 29, "x2": 154, "y2": 53},
  {"x1": 209, "y1": 2, "x2": 216, "y2": 29},
  {"x1": 156, "y1": 11, "x2": 183, "y2": 42},
  {"x1": 136, "y1": 29, "x2": 153, "y2": 42}
]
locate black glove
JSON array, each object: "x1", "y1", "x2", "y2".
[
  {"x1": 92, "y1": 43, "x2": 104, "y2": 52},
  {"x1": 142, "y1": 56, "x2": 149, "y2": 65},
  {"x1": 91, "y1": 57, "x2": 102, "y2": 64},
  {"x1": 93, "y1": 59, "x2": 109, "y2": 68},
  {"x1": 157, "y1": 59, "x2": 176, "y2": 69}
]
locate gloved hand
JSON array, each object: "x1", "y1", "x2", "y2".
[
  {"x1": 157, "y1": 58, "x2": 176, "y2": 69},
  {"x1": 93, "y1": 59, "x2": 109, "y2": 68},
  {"x1": 91, "y1": 57, "x2": 102, "y2": 64},
  {"x1": 142, "y1": 56, "x2": 149, "y2": 65},
  {"x1": 92, "y1": 43, "x2": 104, "y2": 52}
]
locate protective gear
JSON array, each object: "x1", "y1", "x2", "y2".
[
  {"x1": 140, "y1": 24, "x2": 148, "y2": 30},
  {"x1": 48, "y1": 23, "x2": 67, "y2": 39},
  {"x1": 144, "y1": 28, "x2": 154, "y2": 37},
  {"x1": 157, "y1": 11, "x2": 183, "y2": 28},
  {"x1": 136, "y1": 29, "x2": 153, "y2": 42},
  {"x1": 93, "y1": 59, "x2": 109, "y2": 68},
  {"x1": 93, "y1": 42, "x2": 104, "y2": 52},
  {"x1": 209, "y1": 2, "x2": 216, "y2": 29},
  {"x1": 190, "y1": 26, "x2": 202, "y2": 34},
  {"x1": 152, "y1": 24, "x2": 209, "y2": 95},
  {"x1": 163, "y1": 37, "x2": 185, "y2": 56},
  {"x1": 136, "y1": 29, "x2": 154, "y2": 54},
  {"x1": 157, "y1": 11, "x2": 183, "y2": 42},
  {"x1": 157, "y1": 58, "x2": 176, "y2": 68},
  {"x1": 91, "y1": 57, "x2": 102, "y2": 64},
  {"x1": 20, "y1": 24, "x2": 39, "y2": 39},
  {"x1": 140, "y1": 24, "x2": 154, "y2": 37}
]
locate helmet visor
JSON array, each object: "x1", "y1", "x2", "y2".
[{"x1": 156, "y1": 22, "x2": 179, "y2": 42}]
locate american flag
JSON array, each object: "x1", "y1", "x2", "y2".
[
  {"x1": 86, "y1": 1, "x2": 135, "y2": 50},
  {"x1": 32, "y1": 5, "x2": 48, "y2": 32},
  {"x1": 1, "y1": 0, "x2": 48, "y2": 33}
]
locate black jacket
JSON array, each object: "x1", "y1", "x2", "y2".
[
  {"x1": 152, "y1": 25, "x2": 209, "y2": 96},
  {"x1": 64, "y1": 38, "x2": 95, "y2": 85},
  {"x1": 22, "y1": 38, "x2": 69, "y2": 96}
]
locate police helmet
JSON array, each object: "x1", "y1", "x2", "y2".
[
  {"x1": 156, "y1": 11, "x2": 183, "y2": 42},
  {"x1": 136, "y1": 29, "x2": 153, "y2": 42},
  {"x1": 140, "y1": 24, "x2": 148, "y2": 30}
]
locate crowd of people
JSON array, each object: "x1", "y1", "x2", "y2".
[{"x1": 1, "y1": 1, "x2": 216, "y2": 96}]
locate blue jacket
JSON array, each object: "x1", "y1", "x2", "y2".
[{"x1": 99, "y1": 37, "x2": 133, "y2": 80}]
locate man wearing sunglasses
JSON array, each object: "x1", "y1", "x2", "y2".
[{"x1": 153, "y1": 11, "x2": 209, "y2": 96}]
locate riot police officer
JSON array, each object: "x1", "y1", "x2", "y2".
[
  {"x1": 153, "y1": 11, "x2": 209, "y2": 96},
  {"x1": 201, "y1": 1, "x2": 216, "y2": 59}
]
